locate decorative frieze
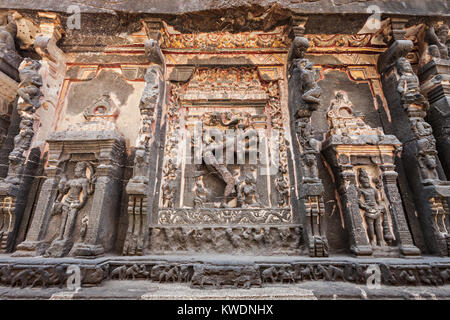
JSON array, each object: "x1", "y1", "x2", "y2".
[
  {"x1": 157, "y1": 208, "x2": 292, "y2": 225},
  {"x1": 161, "y1": 25, "x2": 288, "y2": 51},
  {"x1": 148, "y1": 225, "x2": 302, "y2": 255}
]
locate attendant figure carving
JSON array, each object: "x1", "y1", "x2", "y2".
[
  {"x1": 357, "y1": 168, "x2": 385, "y2": 247},
  {"x1": 45, "y1": 162, "x2": 95, "y2": 257}
]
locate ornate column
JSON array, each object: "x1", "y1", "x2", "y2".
[
  {"x1": 0, "y1": 12, "x2": 66, "y2": 253},
  {"x1": 287, "y1": 15, "x2": 328, "y2": 257},
  {"x1": 0, "y1": 14, "x2": 29, "y2": 252},
  {"x1": 322, "y1": 91, "x2": 420, "y2": 257},
  {"x1": 418, "y1": 23, "x2": 450, "y2": 179},
  {"x1": 122, "y1": 19, "x2": 166, "y2": 255},
  {"x1": 378, "y1": 21, "x2": 450, "y2": 256}
]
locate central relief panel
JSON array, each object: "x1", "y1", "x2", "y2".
[{"x1": 150, "y1": 66, "x2": 302, "y2": 255}]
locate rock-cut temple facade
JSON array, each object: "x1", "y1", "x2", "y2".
[{"x1": 0, "y1": 0, "x2": 448, "y2": 289}]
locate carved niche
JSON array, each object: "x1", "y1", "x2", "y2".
[
  {"x1": 322, "y1": 91, "x2": 420, "y2": 257},
  {"x1": 149, "y1": 65, "x2": 300, "y2": 255},
  {"x1": 13, "y1": 95, "x2": 126, "y2": 258}
]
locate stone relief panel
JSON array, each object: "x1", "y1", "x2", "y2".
[
  {"x1": 158, "y1": 67, "x2": 291, "y2": 215},
  {"x1": 13, "y1": 96, "x2": 126, "y2": 258},
  {"x1": 150, "y1": 64, "x2": 297, "y2": 255},
  {"x1": 44, "y1": 160, "x2": 97, "y2": 258},
  {"x1": 56, "y1": 68, "x2": 143, "y2": 147},
  {"x1": 322, "y1": 91, "x2": 420, "y2": 257},
  {"x1": 149, "y1": 225, "x2": 302, "y2": 255}
]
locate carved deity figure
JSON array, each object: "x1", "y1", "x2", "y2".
[
  {"x1": 412, "y1": 118, "x2": 434, "y2": 138},
  {"x1": 193, "y1": 177, "x2": 208, "y2": 208},
  {"x1": 425, "y1": 25, "x2": 449, "y2": 60},
  {"x1": 161, "y1": 179, "x2": 176, "y2": 208},
  {"x1": 236, "y1": 173, "x2": 260, "y2": 208},
  {"x1": 0, "y1": 15, "x2": 16, "y2": 56},
  {"x1": 418, "y1": 154, "x2": 440, "y2": 183},
  {"x1": 137, "y1": 66, "x2": 159, "y2": 147},
  {"x1": 296, "y1": 120, "x2": 320, "y2": 182},
  {"x1": 10, "y1": 116, "x2": 33, "y2": 159},
  {"x1": 275, "y1": 175, "x2": 289, "y2": 207},
  {"x1": 130, "y1": 148, "x2": 149, "y2": 185},
  {"x1": 326, "y1": 91, "x2": 378, "y2": 137},
  {"x1": 396, "y1": 57, "x2": 428, "y2": 107},
  {"x1": 288, "y1": 36, "x2": 309, "y2": 69},
  {"x1": 357, "y1": 168, "x2": 385, "y2": 247},
  {"x1": 200, "y1": 114, "x2": 255, "y2": 207},
  {"x1": 297, "y1": 59, "x2": 322, "y2": 110},
  {"x1": 202, "y1": 133, "x2": 236, "y2": 206},
  {"x1": 46, "y1": 162, "x2": 95, "y2": 256},
  {"x1": 289, "y1": 36, "x2": 322, "y2": 117},
  {"x1": 5, "y1": 116, "x2": 34, "y2": 185},
  {"x1": 17, "y1": 58, "x2": 43, "y2": 110},
  {"x1": 430, "y1": 197, "x2": 449, "y2": 240}
]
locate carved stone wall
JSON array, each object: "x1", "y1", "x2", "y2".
[{"x1": 0, "y1": 2, "x2": 449, "y2": 292}]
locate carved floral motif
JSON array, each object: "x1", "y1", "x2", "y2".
[
  {"x1": 162, "y1": 26, "x2": 288, "y2": 50},
  {"x1": 182, "y1": 67, "x2": 267, "y2": 102},
  {"x1": 158, "y1": 208, "x2": 293, "y2": 225}
]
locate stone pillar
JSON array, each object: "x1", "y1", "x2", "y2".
[
  {"x1": 0, "y1": 14, "x2": 32, "y2": 253},
  {"x1": 287, "y1": 15, "x2": 328, "y2": 257},
  {"x1": 0, "y1": 70, "x2": 18, "y2": 252},
  {"x1": 378, "y1": 29, "x2": 450, "y2": 256},
  {"x1": 419, "y1": 36, "x2": 450, "y2": 178},
  {"x1": 0, "y1": 12, "x2": 66, "y2": 253},
  {"x1": 123, "y1": 19, "x2": 166, "y2": 255},
  {"x1": 12, "y1": 143, "x2": 64, "y2": 256}
]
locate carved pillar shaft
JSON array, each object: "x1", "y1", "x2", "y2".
[
  {"x1": 287, "y1": 17, "x2": 328, "y2": 257},
  {"x1": 123, "y1": 20, "x2": 166, "y2": 256},
  {"x1": 381, "y1": 168, "x2": 420, "y2": 255},
  {"x1": 379, "y1": 38, "x2": 450, "y2": 256},
  {"x1": 12, "y1": 144, "x2": 64, "y2": 256},
  {"x1": 337, "y1": 171, "x2": 373, "y2": 255},
  {"x1": 419, "y1": 59, "x2": 450, "y2": 179}
]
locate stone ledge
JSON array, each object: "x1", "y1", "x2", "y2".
[{"x1": 0, "y1": 254, "x2": 449, "y2": 289}]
